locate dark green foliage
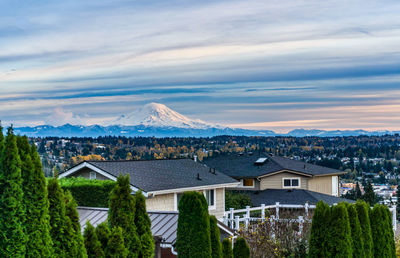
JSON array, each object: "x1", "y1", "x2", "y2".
[
  {"x1": 222, "y1": 238, "x2": 233, "y2": 258},
  {"x1": 84, "y1": 221, "x2": 104, "y2": 258},
  {"x1": 17, "y1": 136, "x2": 54, "y2": 257},
  {"x1": 346, "y1": 204, "x2": 365, "y2": 258},
  {"x1": 309, "y1": 201, "x2": 330, "y2": 258},
  {"x1": 233, "y1": 237, "x2": 250, "y2": 258},
  {"x1": 176, "y1": 191, "x2": 211, "y2": 258},
  {"x1": 108, "y1": 175, "x2": 140, "y2": 257},
  {"x1": 327, "y1": 203, "x2": 352, "y2": 258},
  {"x1": 59, "y1": 177, "x2": 116, "y2": 207},
  {"x1": 134, "y1": 191, "x2": 154, "y2": 258},
  {"x1": 370, "y1": 204, "x2": 396, "y2": 258},
  {"x1": 355, "y1": 201, "x2": 373, "y2": 258},
  {"x1": 210, "y1": 215, "x2": 222, "y2": 258},
  {"x1": 106, "y1": 227, "x2": 129, "y2": 258},
  {"x1": 65, "y1": 190, "x2": 88, "y2": 257},
  {"x1": 363, "y1": 182, "x2": 378, "y2": 205},
  {"x1": 355, "y1": 183, "x2": 362, "y2": 199},
  {"x1": 225, "y1": 190, "x2": 252, "y2": 210},
  {"x1": 95, "y1": 222, "x2": 111, "y2": 250},
  {"x1": 0, "y1": 128, "x2": 27, "y2": 257}
]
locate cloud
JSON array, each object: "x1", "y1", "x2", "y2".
[{"x1": 45, "y1": 107, "x2": 85, "y2": 126}]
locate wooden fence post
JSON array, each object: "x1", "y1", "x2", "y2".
[
  {"x1": 305, "y1": 202, "x2": 309, "y2": 218},
  {"x1": 298, "y1": 216, "x2": 304, "y2": 238},
  {"x1": 275, "y1": 202, "x2": 280, "y2": 219},
  {"x1": 261, "y1": 204, "x2": 265, "y2": 221},
  {"x1": 235, "y1": 216, "x2": 240, "y2": 231},
  {"x1": 230, "y1": 208, "x2": 234, "y2": 229}
]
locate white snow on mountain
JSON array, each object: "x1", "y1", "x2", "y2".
[{"x1": 112, "y1": 103, "x2": 221, "y2": 129}]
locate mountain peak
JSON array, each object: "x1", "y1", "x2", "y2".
[{"x1": 113, "y1": 102, "x2": 217, "y2": 129}]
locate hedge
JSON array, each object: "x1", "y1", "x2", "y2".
[{"x1": 58, "y1": 177, "x2": 116, "y2": 207}]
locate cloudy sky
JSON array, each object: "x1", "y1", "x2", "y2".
[{"x1": 1, "y1": 0, "x2": 400, "y2": 132}]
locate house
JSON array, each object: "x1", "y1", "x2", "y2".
[
  {"x1": 59, "y1": 159, "x2": 239, "y2": 218},
  {"x1": 77, "y1": 206, "x2": 234, "y2": 258},
  {"x1": 203, "y1": 153, "x2": 350, "y2": 206}
]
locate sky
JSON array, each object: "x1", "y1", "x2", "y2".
[{"x1": 1, "y1": 0, "x2": 400, "y2": 132}]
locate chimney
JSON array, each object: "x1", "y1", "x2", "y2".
[
  {"x1": 194, "y1": 155, "x2": 198, "y2": 162},
  {"x1": 197, "y1": 173, "x2": 201, "y2": 180},
  {"x1": 304, "y1": 164, "x2": 306, "y2": 169},
  {"x1": 209, "y1": 167, "x2": 212, "y2": 173},
  {"x1": 213, "y1": 168, "x2": 217, "y2": 175}
]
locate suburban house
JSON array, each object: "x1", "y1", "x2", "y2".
[
  {"x1": 59, "y1": 159, "x2": 239, "y2": 218},
  {"x1": 202, "y1": 153, "x2": 351, "y2": 206}
]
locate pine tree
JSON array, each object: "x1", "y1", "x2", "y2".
[
  {"x1": 384, "y1": 206, "x2": 396, "y2": 257},
  {"x1": 48, "y1": 177, "x2": 70, "y2": 256},
  {"x1": 108, "y1": 175, "x2": 140, "y2": 257},
  {"x1": 327, "y1": 203, "x2": 352, "y2": 258},
  {"x1": 370, "y1": 204, "x2": 396, "y2": 258},
  {"x1": 0, "y1": 128, "x2": 27, "y2": 257},
  {"x1": 233, "y1": 237, "x2": 250, "y2": 258},
  {"x1": 363, "y1": 182, "x2": 378, "y2": 205},
  {"x1": 176, "y1": 191, "x2": 211, "y2": 258},
  {"x1": 309, "y1": 201, "x2": 330, "y2": 258},
  {"x1": 346, "y1": 204, "x2": 364, "y2": 258},
  {"x1": 222, "y1": 238, "x2": 233, "y2": 258},
  {"x1": 355, "y1": 201, "x2": 373, "y2": 258},
  {"x1": 65, "y1": 190, "x2": 88, "y2": 257},
  {"x1": 210, "y1": 215, "x2": 222, "y2": 258},
  {"x1": 95, "y1": 222, "x2": 111, "y2": 251},
  {"x1": 84, "y1": 221, "x2": 104, "y2": 258},
  {"x1": 134, "y1": 191, "x2": 154, "y2": 258},
  {"x1": 355, "y1": 182, "x2": 362, "y2": 200},
  {"x1": 17, "y1": 136, "x2": 54, "y2": 257},
  {"x1": 106, "y1": 227, "x2": 129, "y2": 258}
]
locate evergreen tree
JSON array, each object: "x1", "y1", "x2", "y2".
[
  {"x1": 370, "y1": 204, "x2": 396, "y2": 258},
  {"x1": 221, "y1": 238, "x2": 233, "y2": 258},
  {"x1": 346, "y1": 204, "x2": 364, "y2": 258},
  {"x1": 48, "y1": 177, "x2": 69, "y2": 256},
  {"x1": 95, "y1": 222, "x2": 111, "y2": 251},
  {"x1": 327, "y1": 203, "x2": 352, "y2": 258},
  {"x1": 210, "y1": 215, "x2": 222, "y2": 258},
  {"x1": 108, "y1": 175, "x2": 140, "y2": 257},
  {"x1": 355, "y1": 182, "x2": 362, "y2": 200},
  {"x1": 233, "y1": 237, "x2": 250, "y2": 258},
  {"x1": 0, "y1": 128, "x2": 26, "y2": 257},
  {"x1": 17, "y1": 136, "x2": 54, "y2": 257},
  {"x1": 65, "y1": 190, "x2": 88, "y2": 257},
  {"x1": 106, "y1": 227, "x2": 129, "y2": 258},
  {"x1": 309, "y1": 201, "x2": 330, "y2": 258},
  {"x1": 363, "y1": 182, "x2": 378, "y2": 205},
  {"x1": 176, "y1": 191, "x2": 211, "y2": 258},
  {"x1": 84, "y1": 221, "x2": 104, "y2": 258},
  {"x1": 355, "y1": 201, "x2": 373, "y2": 258},
  {"x1": 134, "y1": 191, "x2": 154, "y2": 258}
]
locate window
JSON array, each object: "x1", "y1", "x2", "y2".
[
  {"x1": 204, "y1": 189, "x2": 216, "y2": 209},
  {"x1": 175, "y1": 193, "x2": 183, "y2": 210},
  {"x1": 89, "y1": 171, "x2": 96, "y2": 180},
  {"x1": 242, "y1": 178, "x2": 254, "y2": 187},
  {"x1": 282, "y1": 178, "x2": 300, "y2": 188}
]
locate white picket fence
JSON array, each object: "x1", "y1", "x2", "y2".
[{"x1": 222, "y1": 202, "x2": 397, "y2": 232}]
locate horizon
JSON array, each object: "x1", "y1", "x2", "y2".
[{"x1": 1, "y1": 1, "x2": 400, "y2": 132}]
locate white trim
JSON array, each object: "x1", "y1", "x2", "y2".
[
  {"x1": 257, "y1": 170, "x2": 312, "y2": 179},
  {"x1": 203, "y1": 189, "x2": 216, "y2": 211},
  {"x1": 59, "y1": 162, "x2": 148, "y2": 197},
  {"x1": 332, "y1": 176, "x2": 339, "y2": 196},
  {"x1": 149, "y1": 182, "x2": 239, "y2": 196},
  {"x1": 282, "y1": 177, "x2": 301, "y2": 189}
]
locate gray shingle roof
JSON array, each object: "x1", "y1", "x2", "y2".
[
  {"x1": 202, "y1": 153, "x2": 345, "y2": 178},
  {"x1": 246, "y1": 189, "x2": 354, "y2": 206},
  {"x1": 87, "y1": 159, "x2": 238, "y2": 192}
]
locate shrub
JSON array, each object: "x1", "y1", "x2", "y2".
[
  {"x1": 176, "y1": 191, "x2": 211, "y2": 258},
  {"x1": 370, "y1": 204, "x2": 396, "y2": 257},
  {"x1": 210, "y1": 215, "x2": 222, "y2": 258},
  {"x1": 222, "y1": 238, "x2": 233, "y2": 258},
  {"x1": 327, "y1": 203, "x2": 352, "y2": 257},
  {"x1": 233, "y1": 237, "x2": 250, "y2": 258},
  {"x1": 134, "y1": 191, "x2": 154, "y2": 258},
  {"x1": 59, "y1": 177, "x2": 116, "y2": 207},
  {"x1": 84, "y1": 221, "x2": 104, "y2": 258},
  {"x1": 355, "y1": 201, "x2": 373, "y2": 258},
  {"x1": 65, "y1": 190, "x2": 87, "y2": 257},
  {"x1": 346, "y1": 204, "x2": 365, "y2": 258},
  {"x1": 309, "y1": 201, "x2": 330, "y2": 258},
  {"x1": 95, "y1": 222, "x2": 111, "y2": 251},
  {"x1": 106, "y1": 227, "x2": 128, "y2": 258},
  {"x1": 225, "y1": 191, "x2": 252, "y2": 210}
]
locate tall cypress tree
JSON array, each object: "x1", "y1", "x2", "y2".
[
  {"x1": 134, "y1": 191, "x2": 154, "y2": 258},
  {"x1": 106, "y1": 226, "x2": 129, "y2": 258},
  {"x1": 84, "y1": 221, "x2": 104, "y2": 258},
  {"x1": 108, "y1": 175, "x2": 140, "y2": 257},
  {"x1": 222, "y1": 238, "x2": 233, "y2": 258},
  {"x1": 327, "y1": 203, "x2": 352, "y2": 258},
  {"x1": 309, "y1": 201, "x2": 330, "y2": 258},
  {"x1": 95, "y1": 222, "x2": 111, "y2": 251},
  {"x1": 65, "y1": 190, "x2": 88, "y2": 257},
  {"x1": 210, "y1": 215, "x2": 222, "y2": 258},
  {"x1": 346, "y1": 204, "x2": 365, "y2": 258},
  {"x1": 0, "y1": 128, "x2": 26, "y2": 257},
  {"x1": 17, "y1": 136, "x2": 54, "y2": 257},
  {"x1": 233, "y1": 237, "x2": 250, "y2": 258},
  {"x1": 176, "y1": 191, "x2": 211, "y2": 258},
  {"x1": 355, "y1": 201, "x2": 373, "y2": 258},
  {"x1": 370, "y1": 204, "x2": 396, "y2": 258}
]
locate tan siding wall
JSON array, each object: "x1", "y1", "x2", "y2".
[
  {"x1": 210, "y1": 188, "x2": 225, "y2": 218},
  {"x1": 146, "y1": 193, "x2": 175, "y2": 211},
  {"x1": 259, "y1": 172, "x2": 308, "y2": 190},
  {"x1": 308, "y1": 176, "x2": 332, "y2": 195},
  {"x1": 72, "y1": 168, "x2": 110, "y2": 180}
]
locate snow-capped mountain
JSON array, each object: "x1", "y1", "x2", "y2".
[{"x1": 112, "y1": 103, "x2": 218, "y2": 129}]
